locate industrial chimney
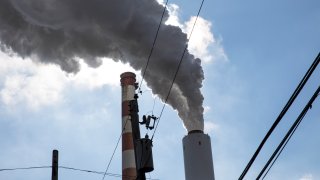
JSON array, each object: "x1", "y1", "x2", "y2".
[
  {"x1": 120, "y1": 72, "x2": 137, "y2": 180},
  {"x1": 183, "y1": 130, "x2": 215, "y2": 180}
]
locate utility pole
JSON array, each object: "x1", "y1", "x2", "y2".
[
  {"x1": 129, "y1": 93, "x2": 155, "y2": 180},
  {"x1": 51, "y1": 150, "x2": 58, "y2": 180},
  {"x1": 129, "y1": 95, "x2": 146, "y2": 180}
]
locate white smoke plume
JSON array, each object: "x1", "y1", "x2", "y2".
[{"x1": 0, "y1": 0, "x2": 204, "y2": 131}]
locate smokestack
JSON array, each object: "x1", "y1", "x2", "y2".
[
  {"x1": 120, "y1": 72, "x2": 137, "y2": 180},
  {"x1": 183, "y1": 130, "x2": 215, "y2": 180}
]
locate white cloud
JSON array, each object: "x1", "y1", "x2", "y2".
[
  {"x1": 204, "y1": 105, "x2": 211, "y2": 114},
  {"x1": 68, "y1": 58, "x2": 136, "y2": 89},
  {"x1": 164, "y1": 3, "x2": 228, "y2": 63},
  {"x1": 300, "y1": 174, "x2": 313, "y2": 180},
  {"x1": 184, "y1": 16, "x2": 228, "y2": 63},
  {"x1": 1, "y1": 72, "x2": 64, "y2": 110},
  {"x1": 204, "y1": 121, "x2": 219, "y2": 134},
  {"x1": 165, "y1": 4, "x2": 182, "y2": 27},
  {"x1": 0, "y1": 51, "x2": 136, "y2": 111},
  {"x1": 0, "y1": 53, "x2": 65, "y2": 110}
]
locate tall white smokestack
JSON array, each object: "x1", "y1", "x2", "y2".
[{"x1": 183, "y1": 130, "x2": 215, "y2": 180}]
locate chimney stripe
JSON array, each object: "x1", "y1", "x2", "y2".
[
  {"x1": 122, "y1": 150, "x2": 136, "y2": 169},
  {"x1": 122, "y1": 85, "x2": 136, "y2": 101},
  {"x1": 122, "y1": 133, "x2": 134, "y2": 151},
  {"x1": 122, "y1": 168, "x2": 136, "y2": 180},
  {"x1": 122, "y1": 116, "x2": 133, "y2": 133}
]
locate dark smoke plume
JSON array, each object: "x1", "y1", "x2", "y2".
[{"x1": 0, "y1": 0, "x2": 204, "y2": 131}]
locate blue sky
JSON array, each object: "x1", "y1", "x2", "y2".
[{"x1": 0, "y1": 0, "x2": 319, "y2": 180}]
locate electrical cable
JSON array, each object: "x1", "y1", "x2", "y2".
[
  {"x1": 0, "y1": 166, "x2": 51, "y2": 172},
  {"x1": 136, "y1": 1, "x2": 206, "y2": 174},
  {"x1": 101, "y1": 1, "x2": 169, "y2": 178},
  {"x1": 239, "y1": 52, "x2": 320, "y2": 180},
  {"x1": 138, "y1": 0, "x2": 169, "y2": 93},
  {"x1": 101, "y1": 118, "x2": 129, "y2": 180},
  {"x1": 105, "y1": 0, "x2": 203, "y2": 178},
  {"x1": 261, "y1": 112, "x2": 304, "y2": 180},
  {"x1": 0, "y1": 164, "x2": 159, "y2": 179},
  {"x1": 59, "y1": 166, "x2": 105, "y2": 175},
  {"x1": 151, "y1": 0, "x2": 205, "y2": 140},
  {"x1": 256, "y1": 85, "x2": 320, "y2": 180},
  {"x1": 59, "y1": 166, "x2": 159, "y2": 179}
]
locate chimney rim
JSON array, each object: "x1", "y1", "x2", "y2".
[{"x1": 188, "y1": 130, "x2": 204, "y2": 135}]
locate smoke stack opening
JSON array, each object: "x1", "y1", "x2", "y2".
[{"x1": 188, "y1": 130, "x2": 203, "y2": 134}]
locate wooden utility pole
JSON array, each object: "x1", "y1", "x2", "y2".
[{"x1": 51, "y1": 150, "x2": 58, "y2": 180}]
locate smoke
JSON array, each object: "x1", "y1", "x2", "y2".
[{"x1": 0, "y1": 0, "x2": 204, "y2": 131}]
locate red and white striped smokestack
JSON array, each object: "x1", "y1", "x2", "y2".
[{"x1": 120, "y1": 72, "x2": 137, "y2": 180}]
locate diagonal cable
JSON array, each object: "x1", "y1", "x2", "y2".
[
  {"x1": 101, "y1": 1, "x2": 169, "y2": 178},
  {"x1": 239, "y1": 52, "x2": 320, "y2": 179},
  {"x1": 60, "y1": 165, "x2": 159, "y2": 179},
  {"x1": 257, "y1": 85, "x2": 320, "y2": 179},
  {"x1": 151, "y1": 0, "x2": 205, "y2": 140},
  {"x1": 138, "y1": 0, "x2": 169, "y2": 92},
  {"x1": 101, "y1": 118, "x2": 129, "y2": 180},
  {"x1": 0, "y1": 166, "x2": 51, "y2": 172}
]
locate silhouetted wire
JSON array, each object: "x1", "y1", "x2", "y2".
[
  {"x1": 60, "y1": 166, "x2": 105, "y2": 175},
  {"x1": 101, "y1": 2, "x2": 169, "y2": 179},
  {"x1": 239, "y1": 52, "x2": 320, "y2": 180},
  {"x1": 59, "y1": 166, "x2": 159, "y2": 179},
  {"x1": 261, "y1": 113, "x2": 304, "y2": 180},
  {"x1": 151, "y1": 0, "x2": 205, "y2": 140},
  {"x1": 144, "y1": 95, "x2": 158, "y2": 116},
  {"x1": 0, "y1": 165, "x2": 158, "y2": 179},
  {"x1": 101, "y1": 118, "x2": 130, "y2": 180},
  {"x1": 0, "y1": 166, "x2": 51, "y2": 172},
  {"x1": 138, "y1": 0, "x2": 169, "y2": 92},
  {"x1": 257, "y1": 85, "x2": 320, "y2": 180},
  {"x1": 137, "y1": 2, "x2": 206, "y2": 177},
  {"x1": 140, "y1": 0, "x2": 206, "y2": 173},
  {"x1": 260, "y1": 112, "x2": 307, "y2": 180}
]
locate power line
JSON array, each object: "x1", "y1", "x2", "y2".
[
  {"x1": 60, "y1": 166, "x2": 159, "y2": 179},
  {"x1": 0, "y1": 165, "x2": 159, "y2": 179},
  {"x1": 151, "y1": 0, "x2": 205, "y2": 140},
  {"x1": 136, "y1": 2, "x2": 206, "y2": 176},
  {"x1": 257, "y1": 85, "x2": 320, "y2": 180},
  {"x1": 138, "y1": 0, "x2": 169, "y2": 92},
  {"x1": 60, "y1": 166, "x2": 105, "y2": 175},
  {"x1": 239, "y1": 52, "x2": 320, "y2": 180},
  {"x1": 261, "y1": 113, "x2": 305, "y2": 180},
  {"x1": 101, "y1": 2, "x2": 169, "y2": 178},
  {"x1": 60, "y1": 166, "x2": 125, "y2": 178},
  {"x1": 0, "y1": 166, "x2": 51, "y2": 172},
  {"x1": 102, "y1": 0, "x2": 205, "y2": 177},
  {"x1": 101, "y1": 118, "x2": 129, "y2": 180}
]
